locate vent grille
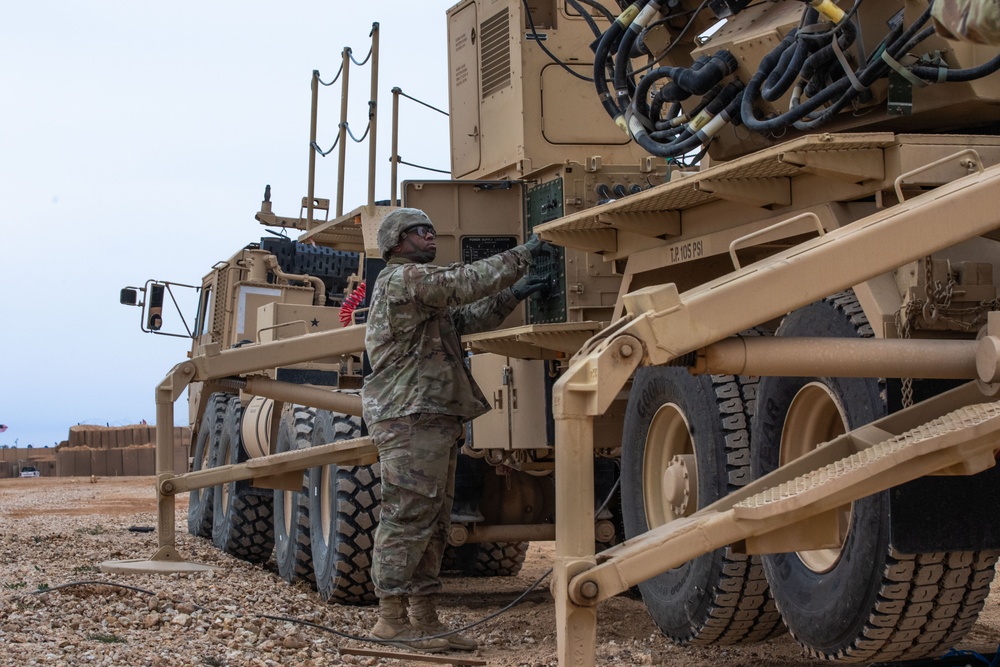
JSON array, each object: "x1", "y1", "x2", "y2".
[{"x1": 480, "y1": 8, "x2": 511, "y2": 99}]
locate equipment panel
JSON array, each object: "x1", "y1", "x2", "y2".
[{"x1": 526, "y1": 178, "x2": 567, "y2": 324}]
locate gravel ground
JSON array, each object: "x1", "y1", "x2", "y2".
[{"x1": 2, "y1": 477, "x2": 998, "y2": 667}]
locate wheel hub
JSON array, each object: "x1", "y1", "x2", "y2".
[
  {"x1": 643, "y1": 403, "x2": 697, "y2": 527},
  {"x1": 662, "y1": 454, "x2": 697, "y2": 517},
  {"x1": 781, "y1": 381, "x2": 852, "y2": 573}
]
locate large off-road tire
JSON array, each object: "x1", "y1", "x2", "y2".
[
  {"x1": 188, "y1": 393, "x2": 231, "y2": 538},
  {"x1": 752, "y1": 291, "x2": 999, "y2": 662},
  {"x1": 442, "y1": 542, "x2": 528, "y2": 577},
  {"x1": 308, "y1": 410, "x2": 380, "y2": 605},
  {"x1": 211, "y1": 398, "x2": 275, "y2": 564},
  {"x1": 273, "y1": 405, "x2": 317, "y2": 584},
  {"x1": 621, "y1": 366, "x2": 784, "y2": 645}
]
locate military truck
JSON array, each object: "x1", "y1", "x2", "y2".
[{"x1": 114, "y1": 1, "x2": 1000, "y2": 665}]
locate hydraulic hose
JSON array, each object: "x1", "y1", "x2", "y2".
[
  {"x1": 565, "y1": 0, "x2": 603, "y2": 39},
  {"x1": 761, "y1": 28, "x2": 806, "y2": 101},
  {"x1": 798, "y1": 18, "x2": 857, "y2": 96},
  {"x1": 792, "y1": 24, "x2": 936, "y2": 131},
  {"x1": 632, "y1": 50, "x2": 737, "y2": 124},
  {"x1": 594, "y1": 2, "x2": 643, "y2": 131},
  {"x1": 652, "y1": 82, "x2": 721, "y2": 133},
  {"x1": 631, "y1": 80, "x2": 743, "y2": 157},
  {"x1": 742, "y1": 3, "x2": 919, "y2": 136},
  {"x1": 614, "y1": 1, "x2": 658, "y2": 112},
  {"x1": 910, "y1": 52, "x2": 1000, "y2": 82}
]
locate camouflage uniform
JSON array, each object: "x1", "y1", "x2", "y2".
[
  {"x1": 933, "y1": 0, "x2": 1000, "y2": 44},
  {"x1": 363, "y1": 246, "x2": 532, "y2": 597}
]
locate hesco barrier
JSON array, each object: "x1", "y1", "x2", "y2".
[{"x1": 0, "y1": 425, "x2": 192, "y2": 478}]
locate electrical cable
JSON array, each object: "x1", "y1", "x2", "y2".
[
  {"x1": 318, "y1": 63, "x2": 344, "y2": 87},
  {"x1": 910, "y1": 51, "x2": 1000, "y2": 83},
  {"x1": 574, "y1": 0, "x2": 617, "y2": 24},
  {"x1": 29, "y1": 580, "x2": 158, "y2": 597},
  {"x1": 594, "y1": 2, "x2": 637, "y2": 124},
  {"x1": 395, "y1": 157, "x2": 451, "y2": 175},
  {"x1": 565, "y1": 0, "x2": 603, "y2": 38},
  {"x1": 311, "y1": 136, "x2": 340, "y2": 157},
  {"x1": 261, "y1": 565, "x2": 553, "y2": 646},
  {"x1": 521, "y1": 0, "x2": 594, "y2": 82},
  {"x1": 349, "y1": 45, "x2": 373, "y2": 67},
  {"x1": 343, "y1": 121, "x2": 371, "y2": 143},
  {"x1": 394, "y1": 88, "x2": 449, "y2": 117},
  {"x1": 632, "y1": 0, "x2": 712, "y2": 78}
]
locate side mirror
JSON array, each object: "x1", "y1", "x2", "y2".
[
  {"x1": 146, "y1": 283, "x2": 165, "y2": 331},
  {"x1": 120, "y1": 279, "x2": 199, "y2": 338},
  {"x1": 120, "y1": 287, "x2": 139, "y2": 306}
]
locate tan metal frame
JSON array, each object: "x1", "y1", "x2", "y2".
[
  {"x1": 548, "y1": 162, "x2": 1000, "y2": 666},
  {"x1": 101, "y1": 325, "x2": 372, "y2": 574}
]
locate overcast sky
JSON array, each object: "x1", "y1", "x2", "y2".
[{"x1": 1, "y1": 1, "x2": 455, "y2": 447}]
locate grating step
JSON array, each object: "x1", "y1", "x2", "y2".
[{"x1": 734, "y1": 401, "x2": 1000, "y2": 520}]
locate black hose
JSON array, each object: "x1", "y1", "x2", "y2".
[
  {"x1": 614, "y1": 13, "x2": 646, "y2": 112},
  {"x1": 594, "y1": 5, "x2": 638, "y2": 122},
  {"x1": 566, "y1": 0, "x2": 603, "y2": 38},
  {"x1": 910, "y1": 51, "x2": 1000, "y2": 83},
  {"x1": 632, "y1": 51, "x2": 737, "y2": 123},
  {"x1": 653, "y1": 82, "x2": 721, "y2": 132},
  {"x1": 575, "y1": 0, "x2": 618, "y2": 24},
  {"x1": 798, "y1": 17, "x2": 858, "y2": 91},
  {"x1": 742, "y1": 2, "x2": 926, "y2": 136},
  {"x1": 762, "y1": 28, "x2": 806, "y2": 101},
  {"x1": 633, "y1": 80, "x2": 742, "y2": 157},
  {"x1": 653, "y1": 101, "x2": 686, "y2": 130},
  {"x1": 740, "y1": 32, "x2": 801, "y2": 133},
  {"x1": 793, "y1": 24, "x2": 937, "y2": 131}
]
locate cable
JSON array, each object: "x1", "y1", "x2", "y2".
[
  {"x1": 565, "y1": 0, "x2": 602, "y2": 38},
  {"x1": 343, "y1": 121, "x2": 371, "y2": 143},
  {"x1": 29, "y1": 580, "x2": 157, "y2": 596},
  {"x1": 393, "y1": 87, "x2": 449, "y2": 117},
  {"x1": 311, "y1": 136, "x2": 340, "y2": 157},
  {"x1": 522, "y1": 0, "x2": 594, "y2": 82},
  {"x1": 318, "y1": 63, "x2": 344, "y2": 87},
  {"x1": 574, "y1": 0, "x2": 617, "y2": 24},
  {"x1": 633, "y1": 0, "x2": 712, "y2": 77},
  {"x1": 910, "y1": 50, "x2": 1000, "y2": 83},
  {"x1": 261, "y1": 565, "x2": 553, "y2": 645},
  {"x1": 594, "y1": 2, "x2": 638, "y2": 125},
  {"x1": 349, "y1": 45, "x2": 373, "y2": 67}
]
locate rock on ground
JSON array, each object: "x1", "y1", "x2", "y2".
[{"x1": 1, "y1": 477, "x2": 998, "y2": 666}]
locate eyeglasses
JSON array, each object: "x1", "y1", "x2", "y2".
[{"x1": 403, "y1": 224, "x2": 434, "y2": 239}]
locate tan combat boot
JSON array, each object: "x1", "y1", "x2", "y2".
[
  {"x1": 371, "y1": 595, "x2": 450, "y2": 653},
  {"x1": 408, "y1": 595, "x2": 478, "y2": 651}
]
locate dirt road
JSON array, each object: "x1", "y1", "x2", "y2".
[{"x1": 1, "y1": 477, "x2": 997, "y2": 666}]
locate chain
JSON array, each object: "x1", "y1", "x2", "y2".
[
  {"x1": 895, "y1": 257, "x2": 1000, "y2": 407},
  {"x1": 894, "y1": 298, "x2": 918, "y2": 409}
]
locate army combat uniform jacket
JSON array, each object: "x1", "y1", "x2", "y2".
[{"x1": 362, "y1": 245, "x2": 532, "y2": 427}]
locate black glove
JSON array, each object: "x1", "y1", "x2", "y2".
[
  {"x1": 511, "y1": 274, "x2": 549, "y2": 301},
  {"x1": 523, "y1": 234, "x2": 551, "y2": 259}
]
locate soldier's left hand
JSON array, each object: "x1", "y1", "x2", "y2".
[{"x1": 511, "y1": 273, "x2": 549, "y2": 300}]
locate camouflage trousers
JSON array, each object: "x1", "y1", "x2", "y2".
[{"x1": 370, "y1": 413, "x2": 462, "y2": 598}]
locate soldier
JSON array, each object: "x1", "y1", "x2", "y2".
[
  {"x1": 362, "y1": 208, "x2": 549, "y2": 653},
  {"x1": 933, "y1": 0, "x2": 1000, "y2": 44}
]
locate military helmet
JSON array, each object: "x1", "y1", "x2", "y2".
[{"x1": 376, "y1": 208, "x2": 436, "y2": 259}]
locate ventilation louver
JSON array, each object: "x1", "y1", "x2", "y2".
[{"x1": 481, "y1": 8, "x2": 511, "y2": 99}]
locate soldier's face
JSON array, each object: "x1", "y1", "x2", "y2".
[{"x1": 396, "y1": 225, "x2": 437, "y2": 263}]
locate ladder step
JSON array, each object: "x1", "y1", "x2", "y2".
[{"x1": 734, "y1": 401, "x2": 1000, "y2": 519}]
